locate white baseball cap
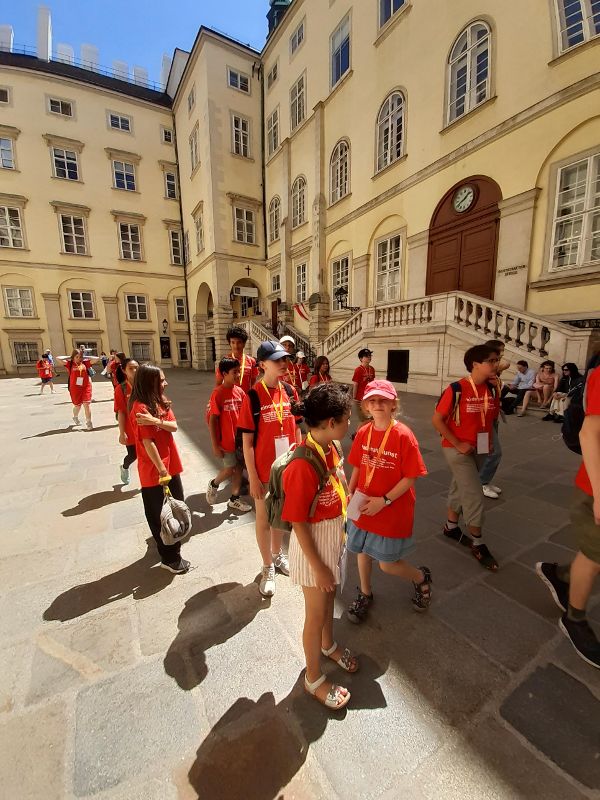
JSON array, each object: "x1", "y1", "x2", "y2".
[
  {"x1": 296, "y1": 350, "x2": 306, "y2": 359},
  {"x1": 279, "y1": 335, "x2": 295, "y2": 345}
]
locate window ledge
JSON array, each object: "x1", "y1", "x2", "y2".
[
  {"x1": 68, "y1": 317, "x2": 99, "y2": 322},
  {"x1": 1, "y1": 167, "x2": 20, "y2": 173},
  {"x1": 7, "y1": 316, "x2": 40, "y2": 321},
  {"x1": 231, "y1": 240, "x2": 260, "y2": 247},
  {"x1": 440, "y1": 95, "x2": 497, "y2": 134},
  {"x1": 112, "y1": 187, "x2": 140, "y2": 194},
  {"x1": 548, "y1": 34, "x2": 599, "y2": 67},
  {"x1": 230, "y1": 152, "x2": 255, "y2": 163},
  {"x1": 530, "y1": 263, "x2": 600, "y2": 290},
  {"x1": 61, "y1": 251, "x2": 91, "y2": 257},
  {"x1": 291, "y1": 220, "x2": 309, "y2": 232},
  {"x1": 119, "y1": 257, "x2": 147, "y2": 264},
  {"x1": 372, "y1": 153, "x2": 408, "y2": 180},
  {"x1": 0, "y1": 246, "x2": 29, "y2": 252},
  {"x1": 374, "y1": 4, "x2": 413, "y2": 47},
  {"x1": 51, "y1": 176, "x2": 83, "y2": 184},
  {"x1": 165, "y1": 195, "x2": 179, "y2": 201},
  {"x1": 328, "y1": 191, "x2": 352, "y2": 209},
  {"x1": 328, "y1": 69, "x2": 353, "y2": 102},
  {"x1": 290, "y1": 118, "x2": 310, "y2": 140}
]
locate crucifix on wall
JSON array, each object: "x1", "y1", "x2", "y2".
[{"x1": 245, "y1": 266, "x2": 251, "y2": 276}]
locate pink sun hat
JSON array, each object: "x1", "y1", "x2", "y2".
[{"x1": 362, "y1": 379, "x2": 397, "y2": 401}]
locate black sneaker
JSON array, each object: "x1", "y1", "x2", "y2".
[
  {"x1": 535, "y1": 562, "x2": 568, "y2": 612},
  {"x1": 346, "y1": 588, "x2": 373, "y2": 624},
  {"x1": 559, "y1": 615, "x2": 600, "y2": 669},
  {"x1": 542, "y1": 413, "x2": 555, "y2": 421},
  {"x1": 442, "y1": 524, "x2": 471, "y2": 548},
  {"x1": 160, "y1": 558, "x2": 190, "y2": 574}
]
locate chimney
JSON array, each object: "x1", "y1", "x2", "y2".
[
  {"x1": 55, "y1": 43, "x2": 74, "y2": 65},
  {"x1": 81, "y1": 43, "x2": 99, "y2": 71},
  {"x1": 37, "y1": 6, "x2": 52, "y2": 61},
  {"x1": 160, "y1": 54, "x2": 172, "y2": 88},
  {"x1": 112, "y1": 60, "x2": 128, "y2": 81},
  {"x1": 133, "y1": 66, "x2": 148, "y2": 87},
  {"x1": 0, "y1": 25, "x2": 13, "y2": 53}
]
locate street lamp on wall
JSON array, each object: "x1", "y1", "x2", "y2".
[
  {"x1": 162, "y1": 318, "x2": 168, "y2": 335},
  {"x1": 334, "y1": 286, "x2": 360, "y2": 314}
]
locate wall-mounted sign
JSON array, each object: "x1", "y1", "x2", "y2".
[{"x1": 497, "y1": 264, "x2": 527, "y2": 277}]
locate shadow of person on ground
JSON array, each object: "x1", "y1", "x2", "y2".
[
  {"x1": 22, "y1": 423, "x2": 117, "y2": 439},
  {"x1": 62, "y1": 485, "x2": 140, "y2": 517},
  {"x1": 43, "y1": 539, "x2": 174, "y2": 621},
  {"x1": 164, "y1": 580, "x2": 270, "y2": 690},
  {"x1": 185, "y1": 655, "x2": 388, "y2": 799},
  {"x1": 185, "y1": 492, "x2": 255, "y2": 536}
]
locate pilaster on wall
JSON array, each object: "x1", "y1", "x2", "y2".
[
  {"x1": 192, "y1": 314, "x2": 211, "y2": 371},
  {"x1": 352, "y1": 254, "x2": 369, "y2": 308},
  {"x1": 42, "y1": 293, "x2": 66, "y2": 356},
  {"x1": 495, "y1": 188, "x2": 539, "y2": 309},
  {"x1": 311, "y1": 102, "x2": 326, "y2": 300},
  {"x1": 406, "y1": 230, "x2": 428, "y2": 300},
  {"x1": 308, "y1": 300, "x2": 330, "y2": 345},
  {"x1": 212, "y1": 304, "x2": 234, "y2": 361}
]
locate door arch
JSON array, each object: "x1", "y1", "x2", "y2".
[{"x1": 426, "y1": 176, "x2": 502, "y2": 299}]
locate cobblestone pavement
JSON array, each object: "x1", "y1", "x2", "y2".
[{"x1": 1, "y1": 369, "x2": 599, "y2": 800}]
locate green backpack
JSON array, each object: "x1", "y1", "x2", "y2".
[{"x1": 265, "y1": 440, "x2": 344, "y2": 532}]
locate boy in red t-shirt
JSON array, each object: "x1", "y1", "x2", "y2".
[
  {"x1": 536, "y1": 354, "x2": 600, "y2": 668},
  {"x1": 215, "y1": 326, "x2": 257, "y2": 394},
  {"x1": 346, "y1": 379, "x2": 430, "y2": 624},
  {"x1": 238, "y1": 340, "x2": 302, "y2": 597},
  {"x1": 206, "y1": 358, "x2": 252, "y2": 514},
  {"x1": 351, "y1": 348, "x2": 375, "y2": 437},
  {"x1": 432, "y1": 344, "x2": 500, "y2": 571}
]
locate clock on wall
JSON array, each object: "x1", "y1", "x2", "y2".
[{"x1": 452, "y1": 184, "x2": 475, "y2": 213}]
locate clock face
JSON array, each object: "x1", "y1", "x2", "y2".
[{"x1": 453, "y1": 185, "x2": 475, "y2": 213}]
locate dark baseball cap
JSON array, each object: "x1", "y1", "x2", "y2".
[
  {"x1": 358, "y1": 348, "x2": 373, "y2": 358},
  {"x1": 257, "y1": 340, "x2": 289, "y2": 362}
]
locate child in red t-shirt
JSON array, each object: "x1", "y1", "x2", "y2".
[
  {"x1": 346, "y1": 380, "x2": 430, "y2": 623},
  {"x1": 129, "y1": 364, "x2": 190, "y2": 575},
  {"x1": 57, "y1": 349, "x2": 101, "y2": 429},
  {"x1": 308, "y1": 356, "x2": 332, "y2": 388},
  {"x1": 432, "y1": 344, "x2": 500, "y2": 571},
  {"x1": 215, "y1": 326, "x2": 257, "y2": 394},
  {"x1": 206, "y1": 357, "x2": 252, "y2": 514},
  {"x1": 238, "y1": 341, "x2": 302, "y2": 597},
  {"x1": 281, "y1": 382, "x2": 356, "y2": 710},
  {"x1": 36, "y1": 356, "x2": 55, "y2": 394},
  {"x1": 295, "y1": 351, "x2": 310, "y2": 392},
  {"x1": 114, "y1": 357, "x2": 139, "y2": 485}
]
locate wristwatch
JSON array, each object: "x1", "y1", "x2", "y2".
[{"x1": 383, "y1": 495, "x2": 392, "y2": 506}]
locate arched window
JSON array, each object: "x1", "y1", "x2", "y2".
[
  {"x1": 376, "y1": 92, "x2": 405, "y2": 173},
  {"x1": 291, "y1": 176, "x2": 306, "y2": 228},
  {"x1": 555, "y1": 0, "x2": 600, "y2": 51},
  {"x1": 330, "y1": 140, "x2": 350, "y2": 204},
  {"x1": 447, "y1": 22, "x2": 490, "y2": 124},
  {"x1": 268, "y1": 196, "x2": 281, "y2": 243}
]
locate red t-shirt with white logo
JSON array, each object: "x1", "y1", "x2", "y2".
[
  {"x1": 36, "y1": 359, "x2": 53, "y2": 379},
  {"x1": 348, "y1": 422, "x2": 427, "y2": 538},
  {"x1": 114, "y1": 381, "x2": 134, "y2": 443},
  {"x1": 436, "y1": 378, "x2": 499, "y2": 449},
  {"x1": 237, "y1": 381, "x2": 299, "y2": 483},
  {"x1": 352, "y1": 365, "x2": 375, "y2": 401},
  {"x1": 215, "y1": 353, "x2": 257, "y2": 394},
  {"x1": 308, "y1": 373, "x2": 332, "y2": 388},
  {"x1": 281, "y1": 445, "x2": 343, "y2": 523},
  {"x1": 575, "y1": 367, "x2": 599, "y2": 497},
  {"x1": 130, "y1": 400, "x2": 183, "y2": 488},
  {"x1": 209, "y1": 384, "x2": 245, "y2": 453}
]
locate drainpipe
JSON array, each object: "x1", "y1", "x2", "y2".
[
  {"x1": 172, "y1": 115, "x2": 193, "y2": 369},
  {"x1": 258, "y1": 61, "x2": 268, "y2": 265}
]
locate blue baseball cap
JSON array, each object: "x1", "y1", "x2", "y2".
[{"x1": 257, "y1": 340, "x2": 289, "y2": 362}]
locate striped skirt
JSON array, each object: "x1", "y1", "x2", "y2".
[{"x1": 289, "y1": 515, "x2": 345, "y2": 588}]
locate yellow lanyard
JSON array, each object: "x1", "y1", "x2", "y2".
[
  {"x1": 261, "y1": 380, "x2": 285, "y2": 429},
  {"x1": 364, "y1": 421, "x2": 395, "y2": 491},
  {"x1": 232, "y1": 352, "x2": 246, "y2": 385},
  {"x1": 467, "y1": 377, "x2": 488, "y2": 429},
  {"x1": 306, "y1": 433, "x2": 347, "y2": 519}
]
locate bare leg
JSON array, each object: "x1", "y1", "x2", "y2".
[
  {"x1": 230, "y1": 464, "x2": 243, "y2": 495},
  {"x1": 212, "y1": 466, "x2": 234, "y2": 487},
  {"x1": 254, "y1": 499, "x2": 273, "y2": 565},
  {"x1": 83, "y1": 402, "x2": 92, "y2": 423},
  {"x1": 321, "y1": 590, "x2": 336, "y2": 651},
  {"x1": 302, "y1": 586, "x2": 330, "y2": 683},
  {"x1": 447, "y1": 507, "x2": 459, "y2": 523},
  {"x1": 357, "y1": 553, "x2": 374, "y2": 595},
  {"x1": 569, "y1": 551, "x2": 600, "y2": 610},
  {"x1": 541, "y1": 384, "x2": 553, "y2": 406},
  {"x1": 72, "y1": 403, "x2": 81, "y2": 420},
  {"x1": 271, "y1": 527, "x2": 284, "y2": 555},
  {"x1": 520, "y1": 390, "x2": 533, "y2": 413},
  {"x1": 380, "y1": 559, "x2": 423, "y2": 583}
]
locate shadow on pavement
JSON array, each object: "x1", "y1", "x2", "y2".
[
  {"x1": 164, "y1": 580, "x2": 270, "y2": 690},
  {"x1": 43, "y1": 539, "x2": 174, "y2": 621},
  {"x1": 186, "y1": 492, "x2": 253, "y2": 535},
  {"x1": 62, "y1": 485, "x2": 140, "y2": 517},
  {"x1": 22, "y1": 423, "x2": 117, "y2": 439}
]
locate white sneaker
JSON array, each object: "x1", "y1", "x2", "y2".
[
  {"x1": 487, "y1": 484, "x2": 502, "y2": 495},
  {"x1": 273, "y1": 550, "x2": 290, "y2": 576},
  {"x1": 206, "y1": 479, "x2": 218, "y2": 505},
  {"x1": 72, "y1": 416, "x2": 80, "y2": 426},
  {"x1": 259, "y1": 564, "x2": 276, "y2": 597},
  {"x1": 120, "y1": 466, "x2": 130, "y2": 485},
  {"x1": 86, "y1": 421, "x2": 93, "y2": 431},
  {"x1": 227, "y1": 497, "x2": 252, "y2": 513},
  {"x1": 482, "y1": 485, "x2": 499, "y2": 499}
]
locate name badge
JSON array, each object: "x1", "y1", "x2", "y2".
[
  {"x1": 75, "y1": 376, "x2": 84, "y2": 386},
  {"x1": 275, "y1": 435, "x2": 290, "y2": 459},
  {"x1": 476, "y1": 431, "x2": 490, "y2": 455}
]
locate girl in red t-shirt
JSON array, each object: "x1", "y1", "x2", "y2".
[
  {"x1": 57, "y1": 349, "x2": 100, "y2": 429},
  {"x1": 128, "y1": 364, "x2": 189, "y2": 574},
  {"x1": 36, "y1": 357, "x2": 55, "y2": 394},
  {"x1": 281, "y1": 383, "x2": 357, "y2": 710},
  {"x1": 295, "y1": 351, "x2": 310, "y2": 392},
  {"x1": 308, "y1": 356, "x2": 332, "y2": 388},
  {"x1": 114, "y1": 357, "x2": 139, "y2": 485},
  {"x1": 346, "y1": 379, "x2": 430, "y2": 624}
]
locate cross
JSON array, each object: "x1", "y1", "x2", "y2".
[{"x1": 245, "y1": 266, "x2": 251, "y2": 276}]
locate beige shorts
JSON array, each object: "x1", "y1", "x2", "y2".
[
  {"x1": 572, "y1": 489, "x2": 600, "y2": 565},
  {"x1": 443, "y1": 447, "x2": 488, "y2": 528}
]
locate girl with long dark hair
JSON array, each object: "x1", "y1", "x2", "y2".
[{"x1": 308, "y1": 356, "x2": 332, "y2": 388}]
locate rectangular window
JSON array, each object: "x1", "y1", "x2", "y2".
[
  {"x1": 189, "y1": 127, "x2": 199, "y2": 172},
  {"x1": 331, "y1": 16, "x2": 351, "y2": 88},
  {"x1": 228, "y1": 67, "x2": 250, "y2": 94},
  {"x1": 267, "y1": 108, "x2": 279, "y2": 156},
  {"x1": 126, "y1": 294, "x2": 148, "y2": 321},
  {"x1": 178, "y1": 341, "x2": 189, "y2": 361},
  {"x1": 290, "y1": 74, "x2": 306, "y2": 131},
  {"x1": 376, "y1": 236, "x2": 402, "y2": 302},
  {"x1": 14, "y1": 342, "x2": 39, "y2": 365},
  {"x1": 162, "y1": 127, "x2": 174, "y2": 144},
  {"x1": 69, "y1": 290, "x2": 95, "y2": 319},
  {"x1": 267, "y1": 62, "x2": 278, "y2": 90},
  {"x1": 53, "y1": 147, "x2": 79, "y2": 180},
  {"x1": 380, "y1": 0, "x2": 405, "y2": 27},
  {"x1": 194, "y1": 208, "x2": 204, "y2": 253},
  {"x1": 331, "y1": 256, "x2": 350, "y2": 310},
  {"x1": 170, "y1": 229, "x2": 183, "y2": 264},
  {"x1": 290, "y1": 19, "x2": 305, "y2": 54},
  {"x1": 240, "y1": 295, "x2": 260, "y2": 317},
  {"x1": 0, "y1": 88, "x2": 10, "y2": 104},
  {"x1": 296, "y1": 263, "x2": 307, "y2": 302},
  {"x1": 113, "y1": 160, "x2": 136, "y2": 190},
  {"x1": 131, "y1": 341, "x2": 151, "y2": 361},
  {"x1": 557, "y1": 0, "x2": 600, "y2": 51},
  {"x1": 60, "y1": 214, "x2": 87, "y2": 254},
  {"x1": 187, "y1": 85, "x2": 195, "y2": 112},
  {"x1": 0, "y1": 138, "x2": 14, "y2": 169},
  {"x1": 119, "y1": 223, "x2": 142, "y2": 260},
  {"x1": 232, "y1": 114, "x2": 250, "y2": 157},
  {"x1": 109, "y1": 112, "x2": 131, "y2": 132},
  {"x1": 164, "y1": 171, "x2": 178, "y2": 199},
  {"x1": 234, "y1": 207, "x2": 255, "y2": 244},
  {"x1": 175, "y1": 297, "x2": 187, "y2": 322},
  {"x1": 271, "y1": 273, "x2": 281, "y2": 293},
  {"x1": 49, "y1": 97, "x2": 73, "y2": 117},
  {"x1": 0, "y1": 206, "x2": 24, "y2": 248},
  {"x1": 4, "y1": 287, "x2": 34, "y2": 318},
  {"x1": 551, "y1": 153, "x2": 600, "y2": 270}
]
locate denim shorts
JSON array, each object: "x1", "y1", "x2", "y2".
[{"x1": 346, "y1": 519, "x2": 416, "y2": 563}]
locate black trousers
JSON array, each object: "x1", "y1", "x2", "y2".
[
  {"x1": 141, "y1": 473, "x2": 184, "y2": 563},
  {"x1": 503, "y1": 389, "x2": 528, "y2": 413},
  {"x1": 123, "y1": 445, "x2": 137, "y2": 469}
]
